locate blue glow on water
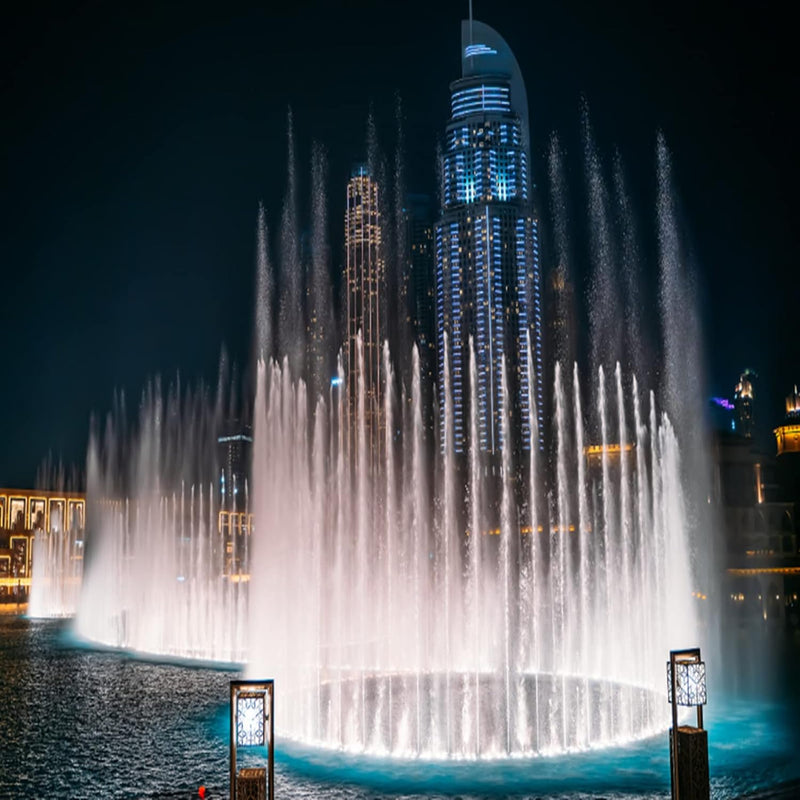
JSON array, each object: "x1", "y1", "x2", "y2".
[
  {"x1": 263, "y1": 696, "x2": 800, "y2": 797},
  {"x1": 59, "y1": 623, "x2": 244, "y2": 672}
]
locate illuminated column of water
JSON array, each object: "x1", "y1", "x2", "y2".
[
  {"x1": 182, "y1": 492, "x2": 192, "y2": 657},
  {"x1": 176, "y1": 484, "x2": 185, "y2": 657},
  {"x1": 353, "y1": 335, "x2": 368, "y2": 746},
  {"x1": 573, "y1": 363, "x2": 592, "y2": 748},
  {"x1": 615, "y1": 364, "x2": 633, "y2": 736},
  {"x1": 158, "y1": 494, "x2": 168, "y2": 656},
  {"x1": 553, "y1": 361, "x2": 569, "y2": 750},
  {"x1": 597, "y1": 365, "x2": 612, "y2": 741},
  {"x1": 281, "y1": 367, "x2": 299, "y2": 735},
  {"x1": 333, "y1": 359, "x2": 347, "y2": 746},
  {"x1": 441, "y1": 331, "x2": 455, "y2": 755},
  {"x1": 228, "y1": 486, "x2": 237, "y2": 661},
  {"x1": 135, "y1": 495, "x2": 149, "y2": 652},
  {"x1": 294, "y1": 379, "x2": 314, "y2": 738},
  {"x1": 467, "y1": 337, "x2": 482, "y2": 757},
  {"x1": 122, "y1": 500, "x2": 131, "y2": 643},
  {"x1": 196, "y1": 487, "x2": 206, "y2": 659},
  {"x1": 661, "y1": 419, "x2": 696, "y2": 660},
  {"x1": 182, "y1": 492, "x2": 192, "y2": 658},
  {"x1": 633, "y1": 380, "x2": 653, "y2": 720},
  {"x1": 192, "y1": 489, "x2": 205, "y2": 659},
  {"x1": 382, "y1": 342, "x2": 395, "y2": 752},
  {"x1": 527, "y1": 333, "x2": 541, "y2": 750},
  {"x1": 515, "y1": 331, "x2": 538, "y2": 752},
  {"x1": 499, "y1": 361, "x2": 515, "y2": 754},
  {"x1": 649, "y1": 394, "x2": 665, "y2": 693},
  {"x1": 410, "y1": 345, "x2": 424, "y2": 754},
  {"x1": 263, "y1": 362, "x2": 296, "y2": 733},
  {"x1": 208, "y1": 482, "x2": 221, "y2": 660},
  {"x1": 168, "y1": 494, "x2": 178, "y2": 653},
  {"x1": 30, "y1": 518, "x2": 83, "y2": 618}
]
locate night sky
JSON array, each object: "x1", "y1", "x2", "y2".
[{"x1": 1, "y1": 0, "x2": 795, "y2": 487}]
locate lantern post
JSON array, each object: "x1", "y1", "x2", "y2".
[
  {"x1": 667, "y1": 648, "x2": 709, "y2": 800},
  {"x1": 230, "y1": 679, "x2": 274, "y2": 800}
]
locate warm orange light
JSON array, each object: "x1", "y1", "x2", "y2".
[
  {"x1": 583, "y1": 443, "x2": 635, "y2": 457},
  {"x1": 774, "y1": 423, "x2": 800, "y2": 456},
  {"x1": 728, "y1": 567, "x2": 800, "y2": 576}
]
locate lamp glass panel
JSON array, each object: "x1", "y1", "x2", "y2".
[
  {"x1": 236, "y1": 692, "x2": 266, "y2": 746},
  {"x1": 666, "y1": 661, "x2": 707, "y2": 706}
]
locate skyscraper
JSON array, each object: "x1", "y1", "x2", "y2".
[
  {"x1": 734, "y1": 369, "x2": 757, "y2": 438},
  {"x1": 435, "y1": 20, "x2": 542, "y2": 455},
  {"x1": 217, "y1": 422, "x2": 252, "y2": 513},
  {"x1": 344, "y1": 165, "x2": 384, "y2": 468}
]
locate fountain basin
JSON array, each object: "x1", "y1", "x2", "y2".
[{"x1": 283, "y1": 671, "x2": 665, "y2": 759}]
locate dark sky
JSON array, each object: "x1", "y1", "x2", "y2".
[{"x1": 1, "y1": 0, "x2": 796, "y2": 486}]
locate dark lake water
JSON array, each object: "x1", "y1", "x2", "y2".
[{"x1": 0, "y1": 617, "x2": 798, "y2": 799}]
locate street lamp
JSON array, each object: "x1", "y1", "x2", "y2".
[
  {"x1": 230, "y1": 679, "x2": 274, "y2": 800},
  {"x1": 667, "y1": 648, "x2": 709, "y2": 800}
]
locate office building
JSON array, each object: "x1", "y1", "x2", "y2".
[
  {"x1": 435, "y1": 20, "x2": 542, "y2": 455},
  {"x1": 344, "y1": 165, "x2": 384, "y2": 468}
]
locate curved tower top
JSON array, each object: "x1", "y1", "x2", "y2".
[{"x1": 461, "y1": 19, "x2": 530, "y2": 158}]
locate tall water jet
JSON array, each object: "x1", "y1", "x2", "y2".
[
  {"x1": 547, "y1": 134, "x2": 578, "y2": 368},
  {"x1": 656, "y1": 134, "x2": 714, "y2": 635},
  {"x1": 76, "y1": 377, "x2": 246, "y2": 663},
  {"x1": 612, "y1": 152, "x2": 648, "y2": 380},
  {"x1": 583, "y1": 104, "x2": 622, "y2": 372},
  {"x1": 255, "y1": 203, "x2": 273, "y2": 362},
  {"x1": 307, "y1": 142, "x2": 333, "y2": 401},
  {"x1": 278, "y1": 109, "x2": 303, "y2": 376},
  {"x1": 28, "y1": 460, "x2": 85, "y2": 618}
]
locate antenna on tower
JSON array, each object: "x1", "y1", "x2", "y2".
[{"x1": 469, "y1": 0, "x2": 474, "y2": 47}]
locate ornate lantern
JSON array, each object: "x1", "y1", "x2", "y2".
[
  {"x1": 230, "y1": 680, "x2": 274, "y2": 800},
  {"x1": 667, "y1": 648, "x2": 709, "y2": 800}
]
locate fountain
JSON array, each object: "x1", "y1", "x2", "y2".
[
  {"x1": 75, "y1": 377, "x2": 250, "y2": 664},
  {"x1": 28, "y1": 502, "x2": 83, "y2": 618},
  {"x1": 63, "y1": 116, "x2": 705, "y2": 764},
  {"x1": 245, "y1": 341, "x2": 696, "y2": 758},
  {"x1": 241, "y1": 125, "x2": 704, "y2": 759}
]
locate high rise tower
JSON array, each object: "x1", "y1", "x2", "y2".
[
  {"x1": 435, "y1": 20, "x2": 542, "y2": 455},
  {"x1": 734, "y1": 369, "x2": 757, "y2": 438},
  {"x1": 345, "y1": 165, "x2": 384, "y2": 467}
]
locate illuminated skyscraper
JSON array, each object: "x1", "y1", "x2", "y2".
[
  {"x1": 734, "y1": 369, "x2": 757, "y2": 438},
  {"x1": 217, "y1": 422, "x2": 252, "y2": 513},
  {"x1": 344, "y1": 165, "x2": 384, "y2": 467},
  {"x1": 435, "y1": 20, "x2": 542, "y2": 455}
]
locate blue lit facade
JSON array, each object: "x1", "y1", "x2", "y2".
[{"x1": 436, "y1": 20, "x2": 542, "y2": 455}]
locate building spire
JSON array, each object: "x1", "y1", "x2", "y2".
[{"x1": 468, "y1": 0, "x2": 474, "y2": 48}]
